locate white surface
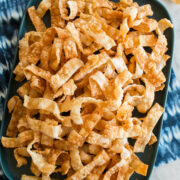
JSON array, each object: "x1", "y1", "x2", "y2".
[
  {"x1": 151, "y1": 159, "x2": 180, "y2": 180},
  {"x1": 159, "y1": 0, "x2": 180, "y2": 83}
]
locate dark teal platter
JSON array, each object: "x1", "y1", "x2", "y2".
[{"x1": 0, "y1": 0, "x2": 174, "y2": 179}]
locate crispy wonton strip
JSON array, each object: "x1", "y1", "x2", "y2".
[
  {"x1": 28, "y1": 6, "x2": 46, "y2": 32},
  {"x1": 24, "y1": 64, "x2": 52, "y2": 82},
  {"x1": 7, "y1": 96, "x2": 19, "y2": 113},
  {"x1": 133, "y1": 18, "x2": 158, "y2": 33},
  {"x1": 86, "y1": 131, "x2": 112, "y2": 148},
  {"x1": 104, "y1": 124, "x2": 141, "y2": 140},
  {"x1": 59, "y1": 0, "x2": 78, "y2": 20},
  {"x1": 134, "y1": 103, "x2": 164, "y2": 152},
  {"x1": 14, "y1": 148, "x2": 28, "y2": 167},
  {"x1": 50, "y1": 58, "x2": 83, "y2": 91},
  {"x1": 74, "y1": 52, "x2": 109, "y2": 81},
  {"x1": 86, "y1": 21, "x2": 116, "y2": 50},
  {"x1": 24, "y1": 95, "x2": 63, "y2": 121},
  {"x1": 103, "y1": 159, "x2": 127, "y2": 180},
  {"x1": 49, "y1": 38, "x2": 63, "y2": 71},
  {"x1": 6, "y1": 97, "x2": 23, "y2": 137},
  {"x1": 156, "y1": 18, "x2": 173, "y2": 35},
  {"x1": 66, "y1": 22, "x2": 83, "y2": 52},
  {"x1": 70, "y1": 97, "x2": 102, "y2": 125},
  {"x1": 70, "y1": 149, "x2": 83, "y2": 171},
  {"x1": 36, "y1": 0, "x2": 51, "y2": 18},
  {"x1": 137, "y1": 78, "x2": 155, "y2": 113},
  {"x1": 50, "y1": 0, "x2": 65, "y2": 28},
  {"x1": 133, "y1": 46, "x2": 148, "y2": 70},
  {"x1": 27, "y1": 133, "x2": 56, "y2": 176},
  {"x1": 27, "y1": 116, "x2": 62, "y2": 139},
  {"x1": 66, "y1": 150, "x2": 110, "y2": 180},
  {"x1": 1, "y1": 137, "x2": 20, "y2": 148}
]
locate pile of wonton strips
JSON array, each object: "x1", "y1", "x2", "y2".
[{"x1": 1, "y1": 0, "x2": 173, "y2": 179}]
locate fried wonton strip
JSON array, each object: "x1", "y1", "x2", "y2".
[
  {"x1": 21, "y1": 175, "x2": 41, "y2": 180},
  {"x1": 68, "y1": 130, "x2": 83, "y2": 146},
  {"x1": 86, "y1": 21, "x2": 116, "y2": 50},
  {"x1": 15, "y1": 31, "x2": 41, "y2": 81},
  {"x1": 120, "y1": 18, "x2": 129, "y2": 39},
  {"x1": 148, "y1": 133, "x2": 157, "y2": 146},
  {"x1": 86, "y1": 163, "x2": 108, "y2": 180},
  {"x1": 1, "y1": 136, "x2": 28, "y2": 148},
  {"x1": 74, "y1": 52, "x2": 110, "y2": 81},
  {"x1": 59, "y1": 0, "x2": 78, "y2": 20},
  {"x1": 124, "y1": 6, "x2": 138, "y2": 22},
  {"x1": 18, "y1": 130, "x2": 34, "y2": 144},
  {"x1": 36, "y1": 0, "x2": 51, "y2": 18},
  {"x1": 130, "y1": 154, "x2": 148, "y2": 176},
  {"x1": 139, "y1": 34, "x2": 157, "y2": 47},
  {"x1": 70, "y1": 149, "x2": 83, "y2": 171},
  {"x1": 64, "y1": 38, "x2": 78, "y2": 60},
  {"x1": 14, "y1": 148, "x2": 28, "y2": 167},
  {"x1": 27, "y1": 42, "x2": 42, "y2": 64},
  {"x1": 124, "y1": 31, "x2": 140, "y2": 49},
  {"x1": 104, "y1": 124, "x2": 141, "y2": 139},
  {"x1": 68, "y1": 114, "x2": 101, "y2": 146},
  {"x1": 24, "y1": 95, "x2": 63, "y2": 121},
  {"x1": 41, "y1": 134, "x2": 54, "y2": 147},
  {"x1": 40, "y1": 27, "x2": 56, "y2": 46},
  {"x1": 18, "y1": 32, "x2": 30, "y2": 63},
  {"x1": 80, "y1": 150, "x2": 93, "y2": 165},
  {"x1": 86, "y1": 131, "x2": 112, "y2": 148},
  {"x1": 137, "y1": 78, "x2": 155, "y2": 113},
  {"x1": 137, "y1": 4, "x2": 153, "y2": 19},
  {"x1": 31, "y1": 161, "x2": 41, "y2": 177},
  {"x1": 96, "y1": 7, "x2": 122, "y2": 20},
  {"x1": 103, "y1": 159, "x2": 127, "y2": 180},
  {"x1": 30, "y1": 76, "x2": 45, "y2": 94},
  {"x1": 7, "y1": 96, "x2": 19, "y2": 113},
  {"x1": 109, "y1": 139, "x2": 131, "y2": 159},
  {"x1": 54, "y1": 139, "x2": 77, "y2": 151},
  {"x1": 28, "y1": 6, "x2": 46, "y2": 32},
  {"x1": 89, "y1": 71, "x2": 109, "y2": 92},
  {"x1": 47, "y1": 149, "x2": 64, "y2": 165},
  {"x1": 70, "y1": 97, "x2": 102, "y2": 125},
  {"x1": 40, "y1": 45, "x2": 51, "y2": 70},
  {"x1": 134, "y1": 103, "x2": 164, "y2": 152},
  {"x1": 156, "y1": 18, "x2": 173, "y2": 35},
  {"x1": 27, "y1": 134, "x2": 56, "y2": 176},
  {"x1": 24, "y1": 64, "x2": 52, "y2": 82},
  {"x1": 66, "y1": 22, "x2": 83, "y2": 52},
  {"x1": 66, "y1": 150, "x2": 110, "y2": 180},
  {"x1": 21, "y1": 175, "x2": 58, "y2": 180},
  {"x1": 6, "y1": 97, "x2": 23, "y2": 137},
  {"x1": 144, "y1": 61, "x2": 166, "y2": 88},
  {"x1": 133, "y1": 46, "x2": 148, "y2": 70},
  {"x1": 50, "y1": 0, "x2": 65, "y2": 28},
  {"x1": 111, "y1": 57, "x2": 128, "y2": 73},
  {"x1": 49, "y1": 38, "x2": 63, "y2": 71},
  {"x1": 94, "y1": 13, "x2": 121, "y2": 41},
  {"x1": 14, "y1": 147, "x2": 30, "y2": 168},
  {"x1": 27, "y1": 116, "x2": 62, "y2": 139},
  {"x1": 50, "y1": 58, "x2": 83, "y2": 91},
  {"x1": 133, "y1": 18, "x2": 158, "y2": 33},
  {"x1": 150, "y1": 34, "x2": 167, "y2": 63},
  {"x1": 62, "y1": 79, "x2": 77, "y2": 96},
  {"x1": 17, "y1": 117, "x2": 28, "y2": 132}
]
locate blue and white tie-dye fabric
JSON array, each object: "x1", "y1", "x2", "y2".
[{"x1": 0, "y1": 0, "x2": 180, "y2": 179}]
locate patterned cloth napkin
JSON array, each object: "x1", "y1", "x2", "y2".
[{"x1": 0, "y1": 0, "x2": 180, "y2": 179}]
